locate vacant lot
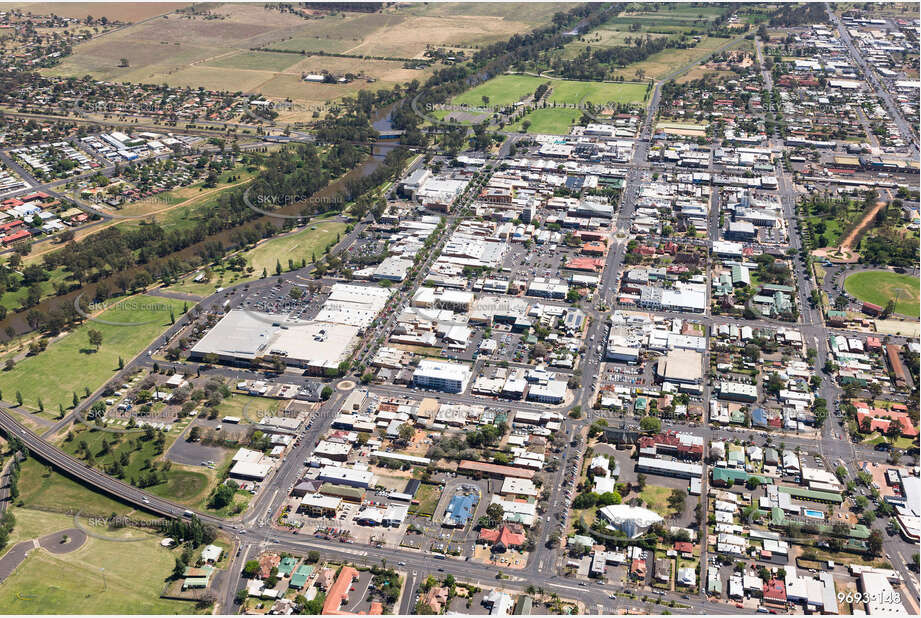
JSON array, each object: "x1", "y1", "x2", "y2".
[
  {"x1": 844, "y1": 271, "x2": 920, "y2": 318},
  {"x1": 639, "y1": 484, "x2": 679, "y2": 518},
  {"x1": 215, "y1": 392, "x2": 281, "y2": 423},
  {"x1": 0, "y1": 294, "x2": 186, "y2": 412}
]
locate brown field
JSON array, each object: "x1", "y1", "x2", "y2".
[
  {"x1": 39, "y1": 3, "x2": 561, "y2": 113},
  {"x1": 0, "y1": 2, "x2": 190, "y2": 22},
  {"x1": 342, "y1": 14, "x2": 537, "y2": 58},
  {"x1": 675, "y1": 65, "x2": 735, "y2": 83}
]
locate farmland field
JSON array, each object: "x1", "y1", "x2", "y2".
[
  {"x1": 202, "y1": 50, "x2": 303, "y2": 72},
  {"x1": 0, "y1": 294, "x2": 186, "y2": 412},
  {"x1": 844, "y1": 271, "x2": 920, "y2": 318},
  {"x1": 41, "y1": 3, "x2": 563, "y2": 116},
  {"x1": 0, "y1": 2, "x2": 190, "y2": 21}
]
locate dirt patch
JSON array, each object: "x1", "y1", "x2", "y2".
[{"x1": 839, "y1": 200, "x2": 886, "y2": 251}]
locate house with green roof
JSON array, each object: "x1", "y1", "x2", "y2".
[
  {"x1": 290, "y1": 564, "x2": 315, "y2": 589},
  {"x1": 278, "y1": 556, "x2": 298, "y2": 577},
  {"x1": 777, "y1": 486, "x2": 842, "y2": 504},
  {"x1": 182, "y1": 565, "x2": 215, "y2": 589},
  {"x1": 711, "y1": 467, "x2": 771, "y2": 487}
]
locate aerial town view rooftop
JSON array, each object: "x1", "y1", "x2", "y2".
[{"x1": 0, "y1": 1, "x2": 917, "y2": 617}]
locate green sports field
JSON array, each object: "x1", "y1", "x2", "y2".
[
  {"x1": 446, "y1": 74, "x2": 648, "y2": 110},
  {"x1": 508, "y1": 108, "x2": 583, "y2": 135},
  {"x1": 546, "y1": 80, "x2": 649, "y2": 105},
  {"x1": 844, "y1": 271, "x2": 920, "y2": 318}
]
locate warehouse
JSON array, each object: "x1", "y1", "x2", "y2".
[
  {"x1": 318, "y1": 465, "x2": 377, "y2": 489},
  {"x1": 229, "y1": 460, "x2": 273, "y2": 481},
  {"x1": 636, "y1": 456, "x2": 702, "y2": 479},
  {"x1": 189, "y1": 310, "x2": 360, "y2": 372}
]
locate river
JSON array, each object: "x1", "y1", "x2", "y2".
[{"x1": 0, "y1": 105, "x2": 403, "y2": 335}]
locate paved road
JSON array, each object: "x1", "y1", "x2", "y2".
[{"x1": 826, "y1": 4, "x2": 919, "y2": 155}]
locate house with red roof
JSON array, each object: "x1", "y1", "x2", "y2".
[
  {"x1": 478, "y1": 524, "x2": 526, "y2": 553},
  {"x1": 566, "y1": 257, "x2": 605, "y2": 272},
  {"x1": 321, "y1": 566, "x2": 359, "y2": 614},
  {"x1": 674, "y1": 541, "x2": 695, "y2": 556},
  {"x1": 258, "y1": 553, "x2": 280, "y2": 579},
  {"x1": 1, "y1": 229, "x2": 31, "y2": 245},
  {"x1": 581, "y1": 241, "x2": 607, "y2": 256},
  {"x1": 635, "y1": 245, "x2": 656, "y2": 257},
  {"x1": 856, "y1": 407, "x2": 917, "y2": 437},
  {"x1": 763, "y1": 578, "x2": 786, "y2": 605}
]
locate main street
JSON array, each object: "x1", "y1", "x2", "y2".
[{"x1": 0, "y1": 45, "x2": 917, "y2": 618}]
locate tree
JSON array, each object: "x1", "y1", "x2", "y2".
[
  {"x1": 188, "y1": 426, "x2": 201, "y2": 442},
  {"x1": 639, "y1": 416, "x2": 661, "y2": 433},
  {"x1": 636, "y1": 473, "x2": 647, "y2": 491},
  {"x1": 667, "y1": 489, "x2": 686, "y2": 513},
  {"x1": 320, "y1": 385, "x2": 333, "y2": 401},
  {"x1": 866, "y1": 529, "x2": 883, "y2": 556},
  {"x1": 242, "y1": 560, "x2": 260, "y2": 577},
  {"x1": 87, "y1": 329, "x2": 103, "y2": 351},
  {"x1": 485, "y1": 503, "x2": 504, "y2": 526}
]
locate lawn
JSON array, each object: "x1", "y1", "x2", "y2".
[
  {"x1": 0, "y1": 294, "x2": 186, "y2": 412},
  {"x1": 806, "y1": 215, "x2": 847, "y2": 248},
  {"x1": 507, "y1": 108, "x2": 582, "y2": 135},
  {"x1": 215, "y1": 393, "x2": 281, "y2": 423},
  {"x1": 639, "y1": 484, "x2": 678, "y2": 518},
  {"x1": 843, "y1": 271, "x2": 920, "y2": 318},
  {"x1": 15, "y1": 457, "x2": 154, "y2": 519},
  {"x1": 242, "y1": 220, "x2": 347, "y2": 277},
  {"x1": 609, "y1": 36, "x2": 739, "y2": 80},
  {"x1": 444, "y1": 75, "x2": 649, "y2": 116},
  {"x1": 0, "y1": 267, "x2": 70, "y2": 312},
  {"x1": 0, "y1": 522, "x2": 201, "y2": 614},
  {"x1": 409, "y1": 483, "x2": 440, "y2": 516}
]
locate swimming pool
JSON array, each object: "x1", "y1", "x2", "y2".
[{"x1": 803, "y1": 508, "x2": 824, "y2": 520}]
